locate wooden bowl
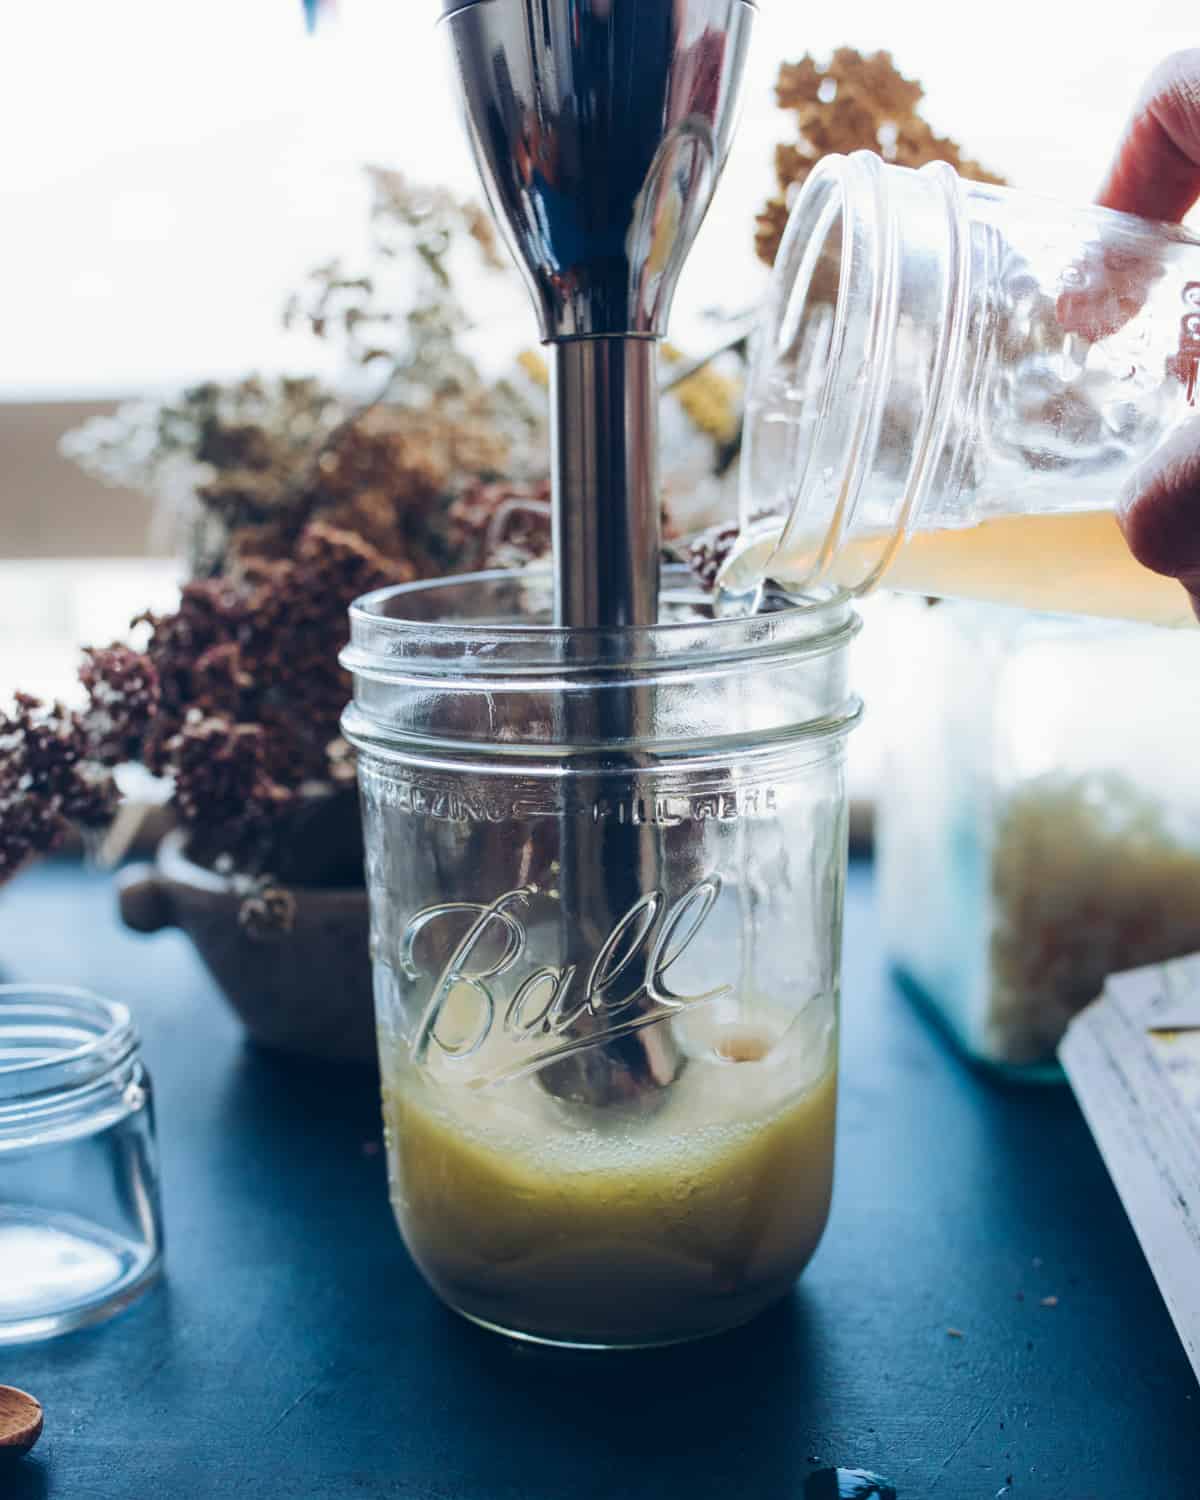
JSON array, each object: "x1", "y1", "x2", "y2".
[{"x1": 117, "y1": 832, "x2": 376, "y2": 1065}]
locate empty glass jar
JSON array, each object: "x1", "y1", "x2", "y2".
[
  {"x1": 342, "y1": 567, "x2": 860, "y2": 1347},
  {"x1": 0, "y1": 985, "x2": 164, "y2": 1342},
  {"x1": 727, "y1": 149, "x2": 1200, "y2": 627}
]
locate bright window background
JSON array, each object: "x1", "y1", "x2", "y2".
[
  {"x1": 5, "y1": 1, "x2": 1197, "y2": 397},
  {"x1": 2, "y1": 0, "x2": 1197, "y2": 798}
]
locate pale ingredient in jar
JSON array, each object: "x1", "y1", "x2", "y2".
[{"x1": 988, "y1": 771, "x2": 1200, "y2": 1062}]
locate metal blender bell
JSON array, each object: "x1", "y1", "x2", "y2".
[{"x1": 439, "y1": 0, "x2": 758, "y2": 1106}]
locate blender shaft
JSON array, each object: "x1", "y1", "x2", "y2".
[
  {"x1": 551, "y1": 339, "x2": 660, "y2": 631},
  {"x1": 439, "y1": 0, "x2": 758, "y2": 1106}
]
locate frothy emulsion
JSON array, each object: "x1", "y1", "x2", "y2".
[{"x1": 381, "y1": 1011, "x2": 837, "y2": 1347}]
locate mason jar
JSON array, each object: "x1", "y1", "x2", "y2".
[
  {"x1": 0, "y1": 985, "x2": 164, "y2": 1342},
  {"x1": 342, "y1": 567, "x2": 860, "y2": 1348}
]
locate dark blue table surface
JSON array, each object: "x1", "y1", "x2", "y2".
[{"x1": 2, "y1": 858, "x2": 1197, "y2": 1500}]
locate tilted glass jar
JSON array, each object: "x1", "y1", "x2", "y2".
[
  {"x1": 726, "y1": 149, "x2": 1200, "y2": 627},
  {"x1": 342, "y1": 567, "x2": 860, "y2": 1348}
]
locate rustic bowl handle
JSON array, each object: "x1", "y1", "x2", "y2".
[{"x1": 116, "y1": 864, "x2": 175, "y2": 934}]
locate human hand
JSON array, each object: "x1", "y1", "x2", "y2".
[{"x1": 1103, "y1": 51, "x2": 1200, "y2": 617}]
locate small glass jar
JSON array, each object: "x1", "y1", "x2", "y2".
[
  {"x1": 342, "y1": 567, "x2": 860, "y2": 1348},
  {"x1": 0, "y1": 986, "x2": 164, "y2": 1342},
  {"x1": 876, "y1": 597, "x2": 1200, "y2": 1077},
  {"x1": 726, "y1": 150, "x2": 1200, "y2": 626}
]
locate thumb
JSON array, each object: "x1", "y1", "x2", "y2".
[
  {"x1": 1119, "y1": 414, "x2": 1200, "y2": 618},
  {"x1": 1098, "y1": 50, "x2": 1200, "y2": 221}
]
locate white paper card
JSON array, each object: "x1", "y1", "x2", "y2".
[{"x1": 1060, "y1": 954, "x2": 1200, "y2": 1387}]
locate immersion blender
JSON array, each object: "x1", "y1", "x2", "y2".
[{"x1": 439, "y1": 0, "x2": 758, "y2": 1105}]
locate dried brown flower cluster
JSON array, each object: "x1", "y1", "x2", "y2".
[
  {"x1": 131, "y1": 521, "x2": 405, "y2": 873},
  {"x1": 296, "y1": 399, "x2": 525, "y2": 578},
  {"x1": 63, "y1": 169, "x2": 547, "y2": 584},
  {"x1": 756, "y1": 49, "x2": 1005, "y2": 266},
  {"x1": 446, "y1": 478, "x2": 553, "y2": 572},
  {"x1": 0, "y1": 523, "x2": 407, "y2": 886},
  {"x1": 0, "y1": 696, "x2": 118, "y2": 882},
  {"x1": 686, "y1": 522, "x2": 742, "y2": 591}
]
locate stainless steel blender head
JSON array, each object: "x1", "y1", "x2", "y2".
[
  {"x1": 440, "y1": 0, "x2": 757, "y2": 629},
  {"x1": 439, "y1": 0, "x2": 757, "y2": 1106}
]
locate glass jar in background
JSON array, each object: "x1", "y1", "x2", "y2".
[
  {"x1": 876, "y1": 598, "x2": 1200, "y2": 1078},
  {"x1": 0, "y1": 986, "x2": 164, "y2": 1342},
  {"x1": 342, "y1": 567, "x2": 860, "y2": 1348},
  {"x1": 726, "y1": 149, "x2": 1200, "y2": 628}
]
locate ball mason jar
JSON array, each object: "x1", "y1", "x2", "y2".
[{"x1": 342, "y1": 567, "x2": 860, "y2": 1348}]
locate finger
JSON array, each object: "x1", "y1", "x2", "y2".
[
  {"x1": 1098, "y1": 49, "x2": 1200, "y2": 222},
  {"x1": 1119, "y1": 416, "x2": 1200, "y2": 596}
]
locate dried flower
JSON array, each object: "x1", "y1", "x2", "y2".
[
  {"x1": 447, "y1": 479, "x2": 553, "y2": 572},
  {"x1": 686, "y1": 522, "x2": 742, "y2": 591},
  {"x1": 0, "y1": 695, "x2": 119, "y2": 882},
  {"x1": 168, "y1": 714, "x2": 282, "y2": 838},
  {"x1": 63, "y1": 171, "x2": 546, "y2": 582},
  {"x1": 2, "y1": 62, "x2": 1002, "y2": 895},
  {"x1": 237, "y1": 883, "x2": 297, "y2": 940},
  {"x1": 129, "y1": 522, "x2": 405, "y2": 865},
  {"x1": 0, "y1": 521, "x2": 409, "y2": 882},
  {"x1": 757, "y1": 49, "x2": 1005, "y2": 266},
  {"x1": 79, "y1": 645, "x2": 160, "y2": 765}
]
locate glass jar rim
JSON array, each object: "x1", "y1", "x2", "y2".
[
  {"x1": 739, "y1": 149, "x2": 970, "y2": 596},
  {"x1": 0, "y1": 985, "x2": 138, "y2": 1106},
  {"x1": 343, "y1": 564, "x2": 857, "y2": 681},
  {"x1": 342, "y1": 565, "x2": 861, "y2": 765}
]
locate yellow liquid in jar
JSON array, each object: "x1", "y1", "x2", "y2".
[
  {"x1": 724, "y1": 509, "x2": 1195, "y2": 629},
  {"x1": 382, "y1": 1043, "x2": 837, "y2": 1347}
]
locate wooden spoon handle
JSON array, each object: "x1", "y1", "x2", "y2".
[{"x1": 0, "y1": 1386, "x2": 43, "y2": 1456}]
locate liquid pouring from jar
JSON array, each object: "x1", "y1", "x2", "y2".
[{"x1": 438, "y1": 0, "x2": 758, "y2": 1107}]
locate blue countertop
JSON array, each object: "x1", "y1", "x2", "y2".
[{"x1": 2, "y1": 858, "x2": 1195, "y2": 1499}]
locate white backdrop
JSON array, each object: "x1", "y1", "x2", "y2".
[{"x1": 4, "y1": 0, "x2": 1197, "y2": 397}]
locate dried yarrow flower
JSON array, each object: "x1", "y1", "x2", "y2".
[
  {"x1": 134, "y1": 578, "x2": 248, "y2": 727},
  {"x1": 757, "y1": 49, "x2": 1005, "y2": 266},
  {"x1": 143, "y1": 522, "x2": 403, "y2": 862},
  {"x1": 0, "y1": 520, "x2": 409, "y2": 877},
  {"x1": 0, "y1": 797, "x2": 62, "y2": 883},
  {"x1": 0, "y1": 694, "x2": 119, "y2": 884},
  {"x1": 79, "y1": 645, "x2": 160, "y2": 765},
  {"x1": 4, "y1": 694, "x2": 116, "y2": 828},
  {"x1": 166, "y1": 713, "x2": 284, "y2": 844},
  {"x1": 686, "y1": 522, "x2": 742, "y2": 591},
  {"x1": 447, "y1": 478, "x2": 553, "y2": 572},
  {"x1": 64, "y1": 169, "x2": 545, "y2": 583}
]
